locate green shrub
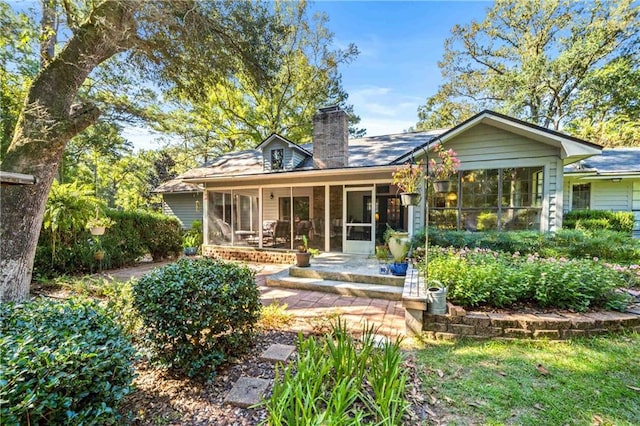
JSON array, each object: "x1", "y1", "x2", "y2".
[
  {"x1": 412, "y1": 227, "x2": 639, "y2": 264},
  {"x1": 423, "y1": 248, "x2": 630, "y2": 312},
  {"x1": 564, "y1": 210, "x2": 635, "y2": 234},
  {"x1": 0, "y1": 299, "x2": 135, "y2": 425},
  {"x1": 132, "y1": 258, "x2": 261, "y2": 378},
  {"x1": 261, "y1": 320, "x2": 407, "y2": 424},
  {"x1": 35, "y1": 209, "x2": 182, "y2": 276}
]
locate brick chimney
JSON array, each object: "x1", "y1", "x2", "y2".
[{"x1": 312, "y1": 106, "x2": 348, "y2": 169}]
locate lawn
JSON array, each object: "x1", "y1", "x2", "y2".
[{"x1": 415, "y1": 333, "x2": 640, "y2": 425}]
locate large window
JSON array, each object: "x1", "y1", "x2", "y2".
[
  {"x1": 572, "y1": 183, "x2": 591, "y2": 210},
  {"x1": 429, "y1": 167, "x2": 543, "y2": 231}
]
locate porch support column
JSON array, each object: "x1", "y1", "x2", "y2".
[
  {"x1": 408, "y1": 205, "x2": 415, "y2": 237},
  {"x1": 258, "y1": 187, "x2": 263, "y2": 248},
  {"x1": 203, "y1": 187, "x2": 209, "y2": 245},
  {"x1": 324, "y1": 184, "x2": 330, "y2": 252}
]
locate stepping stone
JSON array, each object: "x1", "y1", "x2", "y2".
[
  {"x1": 260, "y1": 344, "x2": 296, "y2": 363},
  {"x1": 225, "y1": 377, "x2": 270, "y2": 408}
]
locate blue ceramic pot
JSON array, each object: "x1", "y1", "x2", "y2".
[{"x1": 389, "y1": 262, "x2": 408, "y2": 276}]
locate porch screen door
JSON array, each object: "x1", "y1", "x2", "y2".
[{"x1": 343, "y1": 187, "x2": 375, "y2": 254}]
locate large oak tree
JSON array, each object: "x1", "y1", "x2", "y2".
[
  {"x1": 0, "y1": 0, "x2": 286, "y2": 301},
  {"x1": 416, "y1": 0, "x2": 639, "y2": 147}
]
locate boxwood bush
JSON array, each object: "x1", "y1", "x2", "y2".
[
  {"x1": 423, "y1": 248, "x2": 631, "y2": 312},
  {"x1": 412, "y1": 227, "x2": 640, "y2": 264},
  {"x1": 35, "y1": 209, "x2": 182, "y2": 276},
  {"x1": 132, "y1": 258, "x2": 261, "y2": 378},
  {"x1": 563, "y1": 210, "x2": 635, "y2": 234},
  {"x1": 0, "y1": 299, "x2": 135, "y2": 425}
]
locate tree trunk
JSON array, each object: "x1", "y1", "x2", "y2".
[{"x1": 0, "y1": 1, "x2": 135, "y2": 302}]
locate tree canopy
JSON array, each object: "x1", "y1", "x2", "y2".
[
  {"x1": 416, "y1": 0, "x2": 639, "y2": 147},
  {"x1": 1, "y1": 0, "x2": 361, "y2": 301}
]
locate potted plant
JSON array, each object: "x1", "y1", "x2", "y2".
[
  {"x1": 392, "y1": 160, "x2": 424, "y2": 206},
  {"x1": 383, "y1": 226, "x2": 410, "y2": 276},
  {"x1": 375, "y1": 245, "x2": 391, "y2": 274},
  {"x1": 428, "y1": 144, "x2": 460, "y2": 193},
  {"x1": 86, "y1": 216, "x2": 115, "y2": 236},
  {"x1": 182, "y1": 232, "x2": 200, "y2": 256},
  {"x1": 296, "y1": 235, "x2": 319, "y2": 267}
]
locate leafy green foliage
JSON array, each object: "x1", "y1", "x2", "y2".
[
  {"x1": 132, "y1": 258, "x2": 261, "y2": 378},
  {"x1": 35, "y1": 209, "x2": 182, "y2": 276},
  {"x1": 413, "y1": 227, "x2": 640, "y2": 264},
  {"x1": 416, "y1": 0, "x2": 640, "y2": 147},
  {"x1": 261, "y1": 320, "x2": 408, "y2": 425},
  {"x1": 563, "y1": 209, "x2": 635, "y2": 234},
  {"x1": 0, "y1": 298, "x2": 135, "y2": 425},
  {"x1": 424, "y1": 248, "x2": 631, "y2": 311}
]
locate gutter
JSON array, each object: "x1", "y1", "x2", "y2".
[{"x1": 182, "y1": 165, "x2": 397, "y2": 184}]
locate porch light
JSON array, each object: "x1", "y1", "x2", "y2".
[{"x1": 269, "y1": 192, "x2": 274, "y2": 199}]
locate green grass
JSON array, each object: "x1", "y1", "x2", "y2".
[{"x1": 415, "y1": 333, "x2": 640, "y2": 425}]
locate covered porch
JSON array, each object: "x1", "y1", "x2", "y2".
[{"x1": 200, "y1": 172, "x2": 412, "y2": 255}]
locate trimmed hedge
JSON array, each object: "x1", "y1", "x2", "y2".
[
  {"x1": 132, "y1": 258, "x2": 261, "y2": 378},
  {"x1": 0, "y1": 299, "x2": 135, "y2": 425},
  {"x1": 563, "y1": 210, "x2": 635, "y2": 234},
  {"x1": 424, "y1": 248, "x2": 631, "y2": 312},
  {"x1": 35, "y1": 209, "x2": 182, "y2": 276},
  {"x1": 412, "y1": 228, "x2": 640, "y2": 264}
]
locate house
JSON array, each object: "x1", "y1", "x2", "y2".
[
  {"x1": 156, "y1": 107, "x2": 624, "y2": 256},
  {"x1": 564, "y1": 148, "x2": 640, "y2": 237}
]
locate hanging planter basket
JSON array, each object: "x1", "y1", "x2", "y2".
[
  {"x1": 90, "y1": 226, "x2": 106, "y2": 236},
  {"x1": 433, "y1": 180, "x2": 450, "y2": 193},
  {"x1": 400, "y1": 192, "x2": 420, "y2": 206}
]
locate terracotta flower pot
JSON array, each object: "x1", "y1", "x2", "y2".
[{"x1": 296, "y1": 251, "x2": 311, "y2": 267}]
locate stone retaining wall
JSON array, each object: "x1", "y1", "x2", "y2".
[
  {"x1": 203, "y1": 246, "x2": 296, "y2": 264},
  {"x1": 402, "y1": 266, "x2": 640, "y2": 340},
  {"x1": 419, "y1": 308, "x2": 640, "y2": 340}
]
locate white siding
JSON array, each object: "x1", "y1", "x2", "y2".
[{"x1": 162, "y1": 193, "x2": 203, "y2": 229}]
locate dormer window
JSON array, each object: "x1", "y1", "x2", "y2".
[{"x1": 271, "y1": 148, "x2": 284, "y2": 170}]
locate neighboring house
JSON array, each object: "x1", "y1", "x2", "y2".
[
  {"x1": 156, "y1": 106, "x2": 613, "y2": 254},
  {"x1": 564, "y1": 148, "x2": 640, "y2": 238}
]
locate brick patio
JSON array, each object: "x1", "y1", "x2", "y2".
[{"x1": 255, "y1": 265, "x2": 405, "y2": 337}]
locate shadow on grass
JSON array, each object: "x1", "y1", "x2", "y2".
[{"x1": 414, "y1": 332, "x2": 640, "y2": 425}]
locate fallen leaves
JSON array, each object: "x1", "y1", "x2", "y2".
[{"x1": 535, "y1": 363, "x2": 550, "y2": 376}]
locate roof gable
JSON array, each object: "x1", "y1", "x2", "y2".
[
  {"x1": 255, "y1": 133, "x2": 312, "y2": 156},
  {"x1": 393, "y1": 110, "x2": 602, "y2": 165}
]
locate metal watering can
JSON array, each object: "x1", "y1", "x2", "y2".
[{"x1": 427, "y1": 284, "x2": 448, "y2": 315}]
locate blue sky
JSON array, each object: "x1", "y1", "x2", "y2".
[
  {"x1": 125, "y1": 1, "x2": 494, "y2": 149},
  {"x1": 309, "y1": 1, "x2": 493, "y2": 136}
]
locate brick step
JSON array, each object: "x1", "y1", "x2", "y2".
[
  {"x1": 289, "y1": 266, "x2": 405, "y2": 287},
  {"x1": 266, "y1": 270, "x2": 403, "y2": 301}
]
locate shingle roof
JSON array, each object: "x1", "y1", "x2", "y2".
[{"x1": 564, "y1": 148, "x2": 640, "y2": 174}]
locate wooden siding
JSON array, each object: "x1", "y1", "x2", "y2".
[
  {"x1": 633, "y1": 181, "x2": 640, "y2": 238},
  {"x1": 262, "y1": 140, "x2": 294, "y2": 171},
  {"x1": 162, "y1": 193, "x2": 203, "y2": 229},
  {"x1": 436, "y1": 123, "x2": 561, "y2": 232},
  {"x1": 443, "y1": 123, "x2": 560, "y2": 169}
]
